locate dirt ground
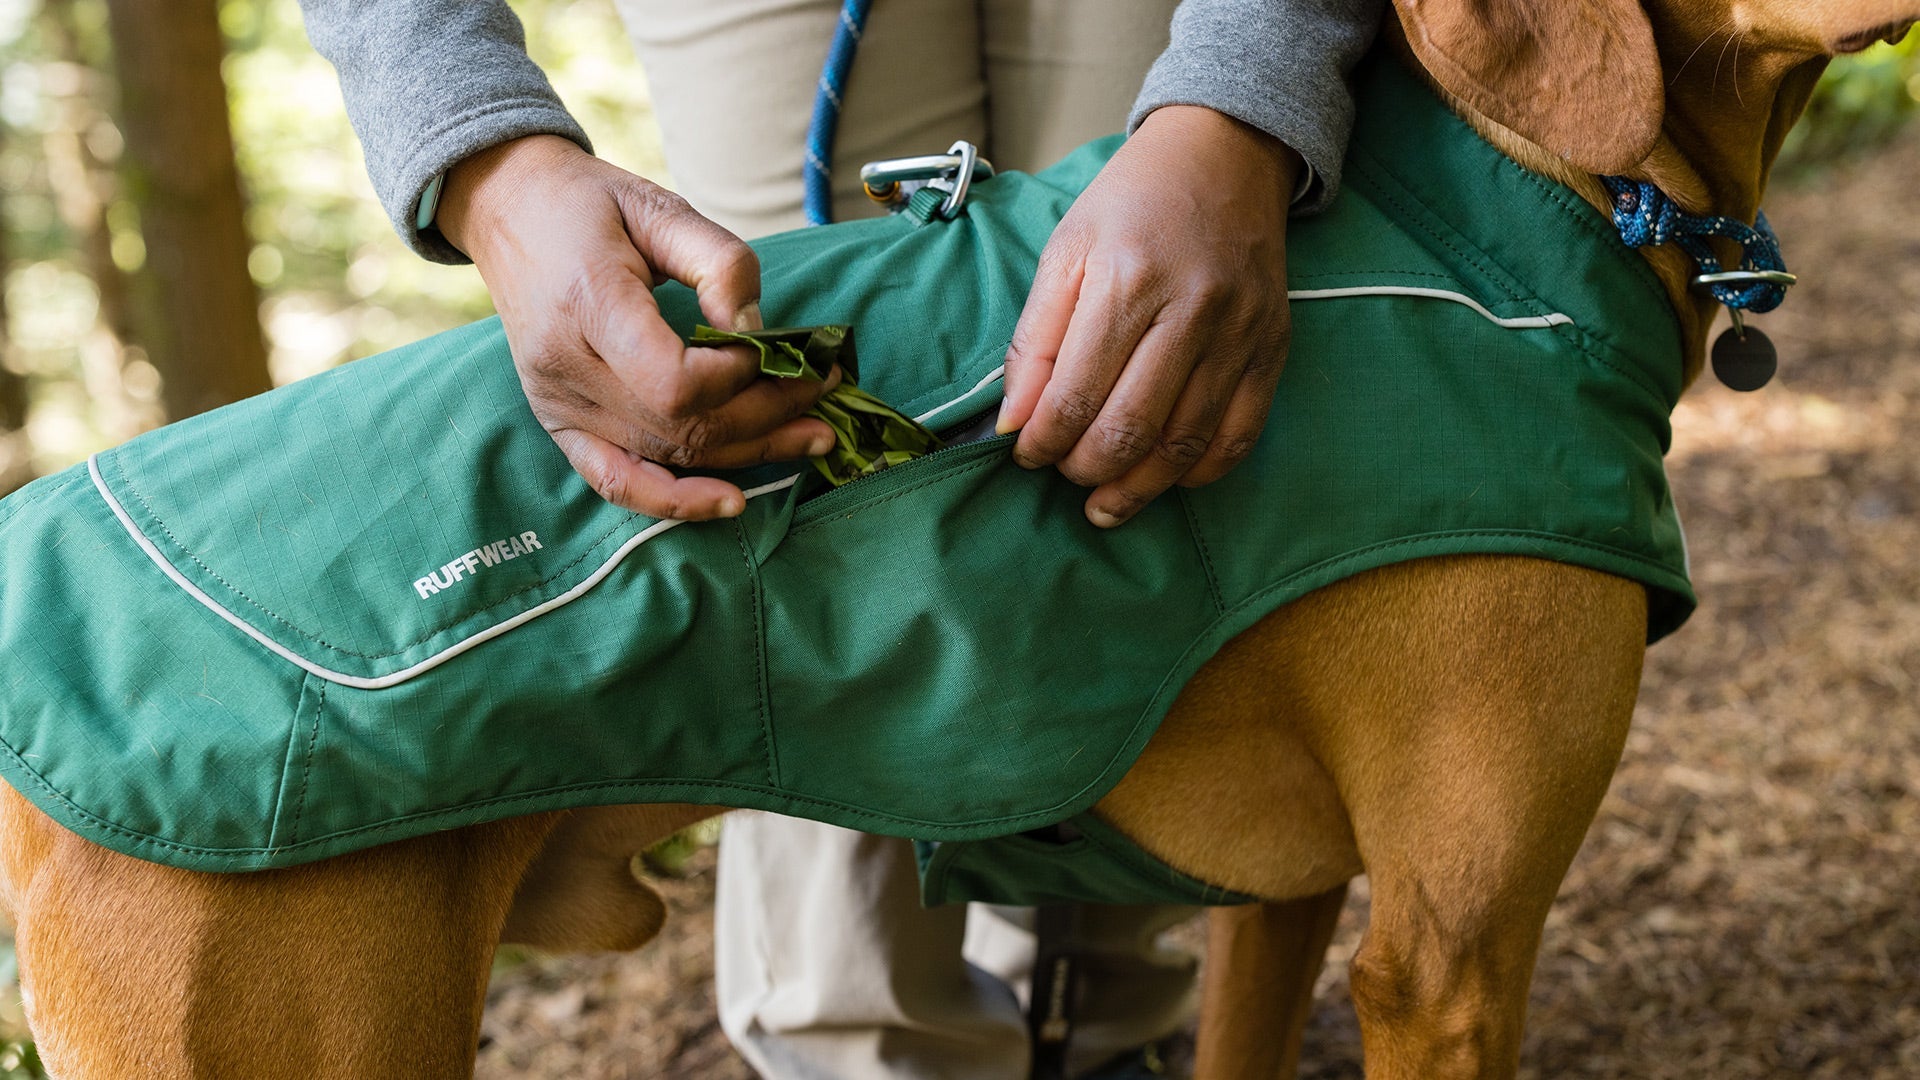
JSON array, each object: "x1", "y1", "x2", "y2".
[{"x1": 473, "y1": 123, "x2": 1920, "y2": 1079}]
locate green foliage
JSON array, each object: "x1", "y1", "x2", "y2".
[
  {"x1": 0, "y1": 1040, "x2": 42, "y2": 1080},
  {"x1": 1779, "y1": 34, "x2": 1920, "y2": 172},
  {"x1": 640, "y1": 815, "x2": 725, "y2": 878},
  {"x1": 217, "y1": 0, "x2": 669, "y2": 384},
  {"x1": 0, "y1": 0, "x2": 669, "y2": 470}
]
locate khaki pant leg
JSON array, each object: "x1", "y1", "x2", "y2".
[
  {"x1": 979, "y1": 0, "x2": 1179, "y2": 170},
  {"x1": 614, "y1": 0, "x2": 988, "y2": 238},
  {"x1": 715, "y1": 814, "x2": 1030, "y2": 1080}
]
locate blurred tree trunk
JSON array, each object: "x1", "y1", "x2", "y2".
[
  {"x1": 0, "y1": 185, "x2": 31, "y2": 497},
  {"x1": 104, "y1": 0, "x2": 271, "y2": 420},
  {"x1": 41, "y1": 0, "x2": 150, "y2": 442}
]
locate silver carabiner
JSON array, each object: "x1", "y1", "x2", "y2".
[{"x1": 859, "y1": 140, "x2": 995, "y2": 220}]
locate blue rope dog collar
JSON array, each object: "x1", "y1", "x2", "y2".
[
  {"x1": 1601, "y1": 176, "x2": 1797, "y2": 391},
  {"x1": 804, "y1": 0, "x2": 874, "y2": 226},
  {"x1": 1600, "y1": 176, "x2": 1794, "y2": 313}
]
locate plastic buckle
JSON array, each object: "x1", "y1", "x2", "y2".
[{"x1": 860, "y1": 140, "x2": 995, "y2": 220}]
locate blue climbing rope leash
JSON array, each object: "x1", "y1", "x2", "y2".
[
  {"x1": 804, "y1": 0, "x2": 875, "y2": 226},
  {"x1": 1600, "y1": 176, "x2": 1799, "y2": 391},
  {"x1": 1600, "y1": 176, "x2": 1795, "y2": 314}
]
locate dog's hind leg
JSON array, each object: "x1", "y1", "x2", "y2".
[
  {"x1": 1194, "y1": 887, "x2": 1347, "y2": 1080},
  {"x1": 0, "y1": 787, "x2": 706, "y2": 1079}
]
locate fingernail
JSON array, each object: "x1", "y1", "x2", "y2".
[
  {"x1": 807, "y1": 433, "x2": 836, "y2": 456},
  {"x1": 1087, "y1": 506, "x2": 1122, "y2": 529},
  {"x1": 995, "y1": 398, "x2": 1017, "y2": 435},
  {"x1": 733, "y1": 302, "x2": 763, "y2": 332},
  {"x1": 719, "y1": 493, "x2": 746, "y2": 517},
  {"x1": 824, "y1": 364, "x2": 844, "y2": 390}
]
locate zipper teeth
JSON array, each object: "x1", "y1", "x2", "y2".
[{"x1": 794, "y1": 433, "x2": 1013, "y2": 520}]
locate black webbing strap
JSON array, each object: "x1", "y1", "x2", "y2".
[{"x1": 1027, "y1": 903, "x2": 1080, "y2": 1080}]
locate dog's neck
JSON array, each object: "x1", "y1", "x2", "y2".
[{"x1": 1391, "y1": 21, "x2": 1829, "y2": 383}]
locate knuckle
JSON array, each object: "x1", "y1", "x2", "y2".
[
  {"x1": 1179, "y1": 270, "x2": 1236, "y2": 311},
  {"x1": 1003, "y1": 333, "x2": 1038, "y2": 369},
  {"x1": 1087, "y1": 251, "x2": 1151, "y2": 294},
  {"x1": 1050, "y1": 386, "x2": 1107, "y2": 431},
  {"x1": 678, "y1": 412, "x2": 730, "y2": 452},
  {"x1": 557, "y1": 268, "x2": 615, "y2": 338},
  {"x1": 1154, "y1": 428, "x2": 1212, "y2": 469},
  {"x1": 714, "y1": 243, "x2": 760, "y2": 283},
  {"x1": 627, "y1": 183, "x2": 693, "y2": 222},
  {"x1": 1212, "y1": 433, "x2": 1261, "y2": 464},
  {"x1": 1093, "y1": 417, "x2": 1159, "y2": 465},
  {"x1": 577, "y1": 458, "x2": 632, "y2": 508},
  {"x1": 658, "y1": 440, "x2": 703, "y2": 469}
]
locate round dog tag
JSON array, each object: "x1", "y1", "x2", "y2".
[{"x1": 1711, "y1": 326, "x2": 1777, "y2": 391}]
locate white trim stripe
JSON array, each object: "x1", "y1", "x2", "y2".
[
  {"x1": 914, "y1": 365, "x2": 1005, "y2": 426},
  {"x1": 87, "y1": 286, "x2": 1567, "y2": 690},
  {"x1": 1288, "y1": 286, "x2": 1573, "y2": 329},
  {"x1": 91, "y1": 456, "x2": 694, "y2": 691}
]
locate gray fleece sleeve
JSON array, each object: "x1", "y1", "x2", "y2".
[
  {"x1": 1130, "y1": 0, "x2": 1386, "y2": 214},
  {"x1": 296, "y1": 0, "x2": 591, "y2": 263}
]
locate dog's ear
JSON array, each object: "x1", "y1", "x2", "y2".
[{"x1": 1392, "y1": 0, "x2": 1664, "y2": 174}]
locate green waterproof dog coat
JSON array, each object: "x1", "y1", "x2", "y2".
[{"x1": 0, "y1": 55, "x2": 1694, "y2": 906}]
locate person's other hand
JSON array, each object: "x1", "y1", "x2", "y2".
[
  {"x1": 437, "y1": 135, "x2": 838, "y2": 521},
  {"x1": 996, "y1": 106, "x2": 1301, "y2": 528}
]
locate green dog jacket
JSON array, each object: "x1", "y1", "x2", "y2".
[{"x1": 0, "y1": 55, "x2": 1694, "y2": 906}]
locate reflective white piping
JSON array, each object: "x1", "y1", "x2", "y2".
[
  {"x1": 84, "y1": 379, "x2": 985, "y2": 691},
  {"x1": 915, "y1": 364, "x2": 1004, "y2": 426},
  {"x1": 89, "y1": 289, "x2": 1563, "y2": 690},
  {"x1": 1288, "y1": 286, "x2": 1573, "y2": 329}
]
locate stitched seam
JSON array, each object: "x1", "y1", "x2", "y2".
[
  {"x1": 1176, "y1": 489, "x2": 1225, "y2": 614},
  {"x1": 1352, "y1": 146, "x2": 1681, "y2": 397},
  {"x1": 105, "y1": 451, "x2": 645, "y2": 660},
  {"x1": 736, "y1": 519, "x2": 779, "y2": 788},
  {"x1": 1291, "y1": 269, "x2": 1458, "y2": 283},
  {"x1": 265, "y1": 675, "x2": 311, "y2": 848},
  {"x1": 1223, "y1": 529, "x2": 1691, "y2": 623},
  {"x1": 0, "y1": 471, "x2": 85, "y2": 529},
  {"x1": 1346, "y1": 159, "x2": 1670, "y2": 405},
  {"x1": 788, "y1": 455, "x2": 1002, "y2": 539},
  {"x1": 1546, "y1": 323, "x2": 1671, "y2": 407},
  {"x1": 0, "y1": 523, "x2": 1691, "y2": 861},
  {"x1": 284, "y1": 680, "x2": 324, "y2": 846},
  {"x1": 1503, "y1": 163, "x2": 1679, "y2": 321},
  {"x1": 1346, "y1": 160, "x2": 1528, "y2": 303}
]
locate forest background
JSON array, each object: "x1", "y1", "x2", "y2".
[{"x1": 0, "y1": 0, "x2": 1915, "y2": 491}]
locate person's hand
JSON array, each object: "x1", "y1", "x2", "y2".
[
  {"x1": 436, "y1": 135, "x2": 838, "y2": 521},
  {"x1": 996, "y1": 106, "x2": 1301, "y2": 528}
]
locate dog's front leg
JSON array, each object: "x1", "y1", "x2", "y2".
[
  {"x1": 1307, "y1": 557, "x2": 1647, "y2": 1079},
  {"x1": 0, "y1": 785, "x2": 558, "y2": 1079},
  {"x1": 1195, "y1": 887, "x2": 1348, "y2": 1080}
]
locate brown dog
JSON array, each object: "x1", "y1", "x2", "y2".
[{"x1": 1, "y1": 2, "x2": 1913, "y2": 1078}]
